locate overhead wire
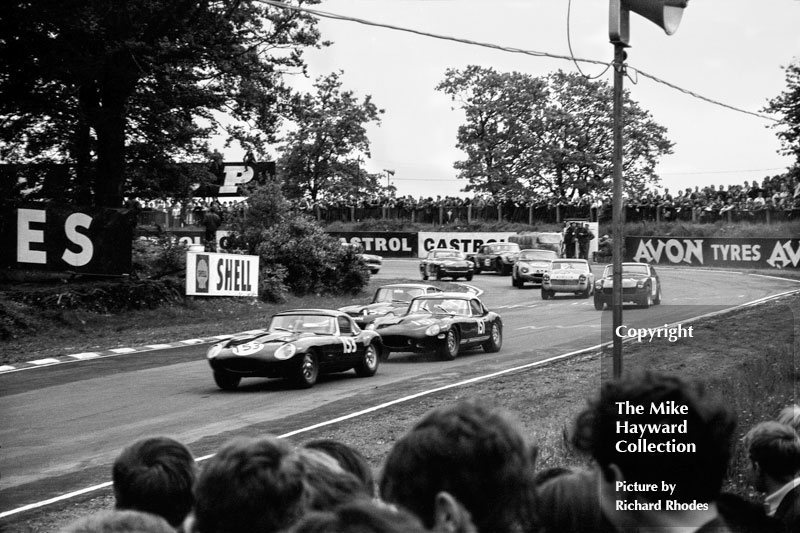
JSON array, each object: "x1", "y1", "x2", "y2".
[
  {"x1": 567, "y1": 0, "x2": 612, "y2": 80},
  {"x1": 257, "y1": 0, "x2": 784, "y2": 124}
]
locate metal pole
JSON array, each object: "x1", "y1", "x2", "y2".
[{"x1": 612, "y1": 43, "x2": 626, "y2": 378}]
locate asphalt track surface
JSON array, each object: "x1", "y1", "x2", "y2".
[{"x1": 2, "y1": 261, "x2": 799, "y2": 516}]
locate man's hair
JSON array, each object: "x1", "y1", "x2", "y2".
[
  {"x1": 295, "y1": 447, "x2": 371, "y2": 512},
  {"x1": 745, "y1": 421, "x2": 800, "y2": 481},
  {"x1": 286, "y1": 500, "x2": 428, "y2": 533},
  {"x1": 192, "y1": 436, "x2": 306, "y2": 533},
  {"x1": 302, "y1": 439, "x2": 375, "y2": 497},
  {"x1": 776, "y1": 404, "x2": 800, "y2": 435},
  {"x1": 379, "y1": 399, "x2": 537, "y2": 533},
  {"x1": 112, "y1": 437, "x2": 196, "y2": 528},
  {"x1": 63, "y1": 510, "x2": 176, "y2": 533},
  {"x1": 571, "y1": 372, "x2": 736, "y2": 503}
]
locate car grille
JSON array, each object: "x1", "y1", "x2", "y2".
[
  {"x1": 602, "y1": 287, "x2": 639, "y2": 295},
  {"x1": 380, "y1": 336, "x2": 415, "y2": 349},
  {"x1": 551, "y1": 279, "x2": 575, "y2": 286},
  {"x1": 218, "y1": 359, "x2": 272, "y2": 373}
]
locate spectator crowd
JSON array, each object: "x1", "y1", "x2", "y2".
[
  {"x1": 60, "y1": 371, "x2": 800, "y2": 533},
  {"x1": 130, "y1": 175, "x2": 800, "y2": 228}
]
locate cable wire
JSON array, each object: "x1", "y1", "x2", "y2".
[
  {"x1": 567, "y1": 0, "x2": 612, "y2": 80},
  {"x1": 257, "y1": 0, "x2": 783, "y2": 124}
]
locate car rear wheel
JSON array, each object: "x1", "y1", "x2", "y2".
[
  {"x1": 465, "y1": 271, "x2": 474, "y2": 281},
  {"x1": 421, "y1": 266, "x2": 429, "y2": 281},
  {"x1": 482, "y1": 322, "x2": 503, "y2": 353},
  {"x1": 437, "y1": 328, "x2": 460, "y2": 361},
  {"x1": 355, "y1": 343, "x2": 379, "y2": 377},
  {"x1": 654, "y1": 284, "x2": 662, "y2": 305},
  {"x1": 213, "y1": 370, "x2": 241, "y2": 391},
  {"x1": 435, "y1": 268, "x2": 443, "y2": 280},
  {"x1": 293, "y1": 351, "x2": 319, "y2": 388}
]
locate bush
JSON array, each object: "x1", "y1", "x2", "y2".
[
  {"x1": 259, "y1": 265, "x2": 288, "y2": 303},
  {"x1": 132, "y1": 231, "x2": 188, "y2": 279}
]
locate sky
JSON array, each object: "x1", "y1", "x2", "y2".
[{"x1": 226, "y1": 0, "x2": 800, "y2": 199}]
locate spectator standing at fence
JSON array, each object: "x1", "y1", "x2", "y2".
[
  {"x1": 201, "y1": 207, "x2": 221, "y2": 252},
  {"x1": 563, "y1": 222, "x2": 577, "y2": 258},
  {"x1": 576, "y1": 223, "x2": 594, "y2": 261}
]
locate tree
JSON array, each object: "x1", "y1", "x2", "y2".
[
  {"x1": 0, "y1": 0, "x2": 325, "y2": 207},
  {"x1": 277, "y1": 71, "x2": 384, "y2": 202},
  {"x1": 436, "y1": 67, "x2": 674, "y2": 197},
  {"x1": 764, "y1": 59, "x2": 800, "y2": 177}
]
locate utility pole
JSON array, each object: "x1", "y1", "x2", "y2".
[{"x1": 608, "y1": 0, "x2": 688, "y2": 378}]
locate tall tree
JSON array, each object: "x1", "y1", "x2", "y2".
[
  {"x1": 764, "y1": 59, "x2": 800, "y2": 174},
  {"x1": 0, "y1": 0, "x2": 324, "y2": 207},
  {"x1": 437, "y1": 67, "x2": 673, "y2": 197},
  {"x1": 277, "y1": 71, "x2": 384, "y2": 202}
]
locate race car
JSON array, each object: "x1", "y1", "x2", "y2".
[
  {"x1": 206, "y1": 309, "x2": 382, "y2": 390},
  {"x1": 468, "y1": 242, "x2": 521, "y2": 275},
  {"x1": 369, "y1": 292, "x2": 502, "y2": 360},
  {"x1": 419, "y1": 248, "x2": 474, "y2": 281},
  {"x1": 341, "y1": 242, "x2": 382, "y2": 274},
  {"x1": 593, "y1": 262, "x2": 662, "y2": 310},
  {"x1": 338, "y1": 283, "x2": 443, "y2": 328},
  {"x1": 540, "y1": 258, "x2": 594, "y2": 299},
  {"x1": 511, "y1": 248, "x2": 559, "y2": 288}
]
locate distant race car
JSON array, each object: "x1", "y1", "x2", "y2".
[
  {"x1": 341, "y1": 242, "x2": 382, "y2": 274},
  {"x1": 339, "y1": 283, "x2": 443, "y2": 328},
  {"x1": 419, "y1": 248, "x2": 474, "y2": 281},
  {"x1": 206, "y1": 309, "x2": 382, "y2": 390},
  {"x1": 541, "y1": 258, "x2": 594, "y2": 299},
  {"x1": 369, "y1": 292, "x2": 502, "y2": 360},
  {"x1": 512, "y1": 248, "x2": 559, "y2": 288},
  {"x1": 593, "y1": 262, "x2": 662, "y2": 310},
  {"x1": 468, "y1": 242, "x2": 521, "y2": 275}
]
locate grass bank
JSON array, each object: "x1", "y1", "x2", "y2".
[{"x1": 5, "y1": 291, "x2": 797, "y2": 533}]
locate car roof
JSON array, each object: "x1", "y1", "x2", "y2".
[
  {"x1": 520, "y1": 248, "x2": 557, "y2": 254},
  {"x1": 552, "y1": 258, "x2": 588, "y2": 263},
  {"x1": 379, "y1": 283, "x2": 439, "y2": 289},
  {"x1": 412, "y1": 292, "x2": 477, "y2": 300},
  {"x1": 274, "y1": 309, "x2": 348, "y2": 317}
]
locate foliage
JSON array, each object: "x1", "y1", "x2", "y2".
[
  {"x1": 131, "y1": 232, "x2": 189, "y2": 279},
  {"x1": 0, "y1": 0, "x2": 324, "y2": 207},
  {"x1": 259, "y1": 265, "x2": 289, "y2": 304},
  {"x1": 277, "y1": 71, "x2": 384, "y2": 201},
  {"x1": 436, "y1": 67, "x2": 673, "y2": 198},
  {"x1": 764, "y1": 59, "x2": 800, "y2": 164},
  {"x1": 227, "y1": 180, "x2": 371, "y2": 297}
]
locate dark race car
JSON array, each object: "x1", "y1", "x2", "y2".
[
  {"x1": 341, "y1": 242, "x2": 382, "y2": 274},
  {"x1": 206, "y1": 309, "x2": 382, "y2": 390},
  {"x1": 339, "y1": 283, "x2": 443, "y2": 328},
  {"x1": 468, "y1": 242, "x2": 521, "y2": 275},
  {"x1": 419, "y1": 248, "x2": 474, "y2": 281},
  {"x1": 593, "y1": 262, "x2": 662, "y2": 310},
  {"x1": 512, "y1": 248, "x2": 559, "y2": 288},
  {"x1": 369, "y1": 292, "x2": 502, "y2": 361}
]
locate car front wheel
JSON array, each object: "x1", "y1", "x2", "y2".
[
  {"x1": 355, "y1": 342, "x2": 379, "y2": 377},
  {"x1": 593, "y1": 294, "x2": 606, "y2": 310},
  {"x1": 213, "y1": 370, "x2": 241, "y2": 391},
  {"x1": 640, "y1": 287, "x2": 653, "y2": 309},
  {"x1": 293, "y1": 351, "x2": 319, "y2": 388},
  {"x1": 654, "y1": 284, "x2": 662, "y2": 305},
  {"x1": 437, "y1": 328, "x2": 460, "y2": 361},
  {"x1": 541, "y1": 289, "x2": 553, "y2": 300}
]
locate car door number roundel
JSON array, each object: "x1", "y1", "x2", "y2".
[
  {"x1": 341, "y1": 337, "x2": 358, "y2": 353},
  {"x1": 477, "y1": 319, "x2": 486, "y2": 335}
]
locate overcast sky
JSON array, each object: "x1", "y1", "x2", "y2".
[{"x1": 229, "y1": 0, "x2": 800, "y2": 198}]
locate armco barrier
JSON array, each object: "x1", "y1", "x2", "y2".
[{"x1": 625, "y1": 236, "x2": 800, "y2": 269}]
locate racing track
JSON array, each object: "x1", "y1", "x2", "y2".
[{"x1": 1, "y1": 262, "x2": 798, "y2": 515}]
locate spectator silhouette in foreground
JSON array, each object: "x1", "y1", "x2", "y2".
[
  {"x1": 302, "y1": 438, "x2": 375, "y2": 497},
  {"x1": 285, "y1": 499, "x2": 428, "y2": 533},
  {"x1": 112, "y1": 436, "x2": 196, "y2": 529},
  {"x1": 537, "y1": 372, "x2": 739, "y2": 532},
  {"x1": 379, "y1": 399, "x2": 537, "y2": 533},
  {"x1": 63, "y1": 510, "x2": 176, "y2": 533},
  {"x1": 744, "y1": 420, "x2": 800, "y2": 532},
  {"x1": 187, "y1": 436, "x2": 306, "y2": 533},
  {"x1": 295, "y1": 446, "x2": 371, "y2": 512},
  {"x1": 777, "y1": 404, "x2": 800, "y2": 435}
]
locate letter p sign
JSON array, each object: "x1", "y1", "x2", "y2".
[{"x1": 220, "y1": 164, "x2": 255, "y2": 194}]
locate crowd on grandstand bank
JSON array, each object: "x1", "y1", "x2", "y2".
[
  {"x1": 59, "y1": 372, "x2": 800, "y2": 533},
  {"x1": 130, "y1": 175, "x2": 800, "y2": 227}
]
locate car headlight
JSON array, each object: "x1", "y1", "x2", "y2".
[
  {"x1": 207, "y1": 343, "x2": 224, "y2": 359},
  {"x1": 543, "y1": 274, "x2": 550, "y2": 281},
  {"x1": 595, "y1": 280, "x2": 603, "y2": 288},
  {"x1": 579, "y1": 274, "x2": 587, "y2": 282},
  {"x1": 360, "y1": 309, "x2": 369, "y2": 316},
  {"x1": 637, "y1": 280, "x2": 646, "y2": 288},
  {"x1": 274, "y1": 343, "x2": 297, "y2": 360},
  {"x1": 520, "y1": 266, "x2": 529, "y2": 274},
  {"x1": 425, "y1": 324, "x2": 441, "y2": 336}
]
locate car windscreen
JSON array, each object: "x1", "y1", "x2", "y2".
[
  {"x1": 519, "y1": 250, "x2": 556, "y2": 261},
  {"x1": 432, "y1": 251, "x2": 463, "y2": 259},
  {"x1": 551, "y1": 261, "x2": 588, "y2": 272},
  {"x1": 409, "y1": 298, "x2": 470, "y2": 316},
  {"x1": 602, "y1": 264, "x2": 650, "y2": 277},
  {"x1": 269, "y1": 315, "x2": 336, "y2": 335},
  {"x1": 491, "y1": 243, "x2": 519, "y2": 252},
  {"x1": 374, "y1": 287, "x2": 421, "y2": 303},
  {"x1": 538, "y1": 234, "x2": 562, "y2": 244}
]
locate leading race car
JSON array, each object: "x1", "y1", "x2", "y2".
[
  {"x1": 206, "y1": 309, "x2": 382, "y2": 390},
  {"x1": 593, "y1": 262, "x2": 662, "y2": 310},
  {"x1": 369, "y1": 292, "x2": 502, "y2": 361},
  {"x1": 338, "y1": 283, "x2": 443, "y2": 328},
  {"x1": 468, "y1": 242, "x2": 521, "y2": 275},
  {"x1": 540, "y1": 258, "x2": 594, "y2": 299},
  {"x1": 419, "y1": 248, "x2": 474, "y2": 281},
  {"x1": 512, "y1": 248, "x2": 559, "y2": 288}
]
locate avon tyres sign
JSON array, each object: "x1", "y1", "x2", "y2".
[
  {"x1": 186, "y1": 251, "x2": 259, "y2": 296},
  {"x1": 5, "y1": 204, "x2": 133, "y2": 275},
  {"x1": 626, "y1": 236, "x2": 800, "y2": 269}
]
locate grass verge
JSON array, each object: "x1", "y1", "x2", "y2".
[{"x1": 3, "y1": 291, "x2": 797, "y2": 533}]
